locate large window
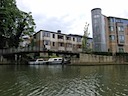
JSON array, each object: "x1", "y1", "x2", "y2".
[
  {"x1": 118, "y1": 26, "x2": 124, "y2": 32},
  {"x1": 119, "y1": 35, "x2": 125, "y2": 43},
  {"x1": 93, "y1": 15, "x2": 100, "y2": 18},
  {"x1": 109, "y1": 35, "x2": 115, "y2": 41},
  {"x1": 118, "y1": 47, "x2": 124, "y2": 52},
  {"x1": 109, "y1": 26, "x2": 114, "y2": 32},
  {"x1": 109, "y1": 18, "x2": 114, "y2": 22}
]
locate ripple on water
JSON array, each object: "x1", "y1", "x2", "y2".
[{"x1": 0, "y1": 65, "x2": 128, "y2": 96}]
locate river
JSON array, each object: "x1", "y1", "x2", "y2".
[{"x1": 0, "y1": 64, "x2": 128, "y2": 96}]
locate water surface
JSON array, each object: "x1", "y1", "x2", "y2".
[{"x1": 0, "y1": 65, "x2": 128, "y2": 96}]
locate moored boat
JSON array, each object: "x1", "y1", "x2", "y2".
[
  {"x1": 47, "y1": 57, "x2": 70, "y2": 65},
  {"x1": 28, "y1": 58, "x2": 47, "y2": 65},
  {"x1": 28, "y1": 57, "x2": 71, "y2": 65}
]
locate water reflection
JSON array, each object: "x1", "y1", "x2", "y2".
[{"x1": 0, "y1": 65, "x2": 128, "y2": 96}]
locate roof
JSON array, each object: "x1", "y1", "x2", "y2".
[
  {"x1": 34, "y1": 30, "x2": 92, "y2": 39},
  {"x1": 91, "y1": 8, "x2": 101, "y2": 12}
]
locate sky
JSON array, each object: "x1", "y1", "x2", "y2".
[{"x1": 16, "y1": 0, "x2": 128, "y2": 37}]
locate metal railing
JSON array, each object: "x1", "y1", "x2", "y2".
[{"x1": 0, "y1": 46, "x2": 81, "y2": 55}]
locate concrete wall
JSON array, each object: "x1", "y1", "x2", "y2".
[
  {"x1": 71, "y1": 53, "x2": 128, "y2": 65},
  {"x1": 79, "y1": 53, "x2": 113, "y2": 63}
]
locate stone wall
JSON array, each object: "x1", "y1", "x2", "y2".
[{"x1": 71, "y1": 53, "x2": 128, "y2": 65}]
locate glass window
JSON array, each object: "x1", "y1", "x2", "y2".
[
  {"x1": 110, "y1": 18, "x2": 114, "y2": 22},
  {"x1": 119, "y1": 35, "x2": 125, "y2": 43},
  {"x1": 109, "y1": 35, "x2": 115, "y2": 40},
  {"x1": 110, "y1": 26, "x2": 114, "y2": 32},
  {"x1": 118, "y1": 47, "x2": 124, "y2": 52},
  {"x1": 54, "y1": 59, "x2": 57, "y2": 61},
  {"x1": 115, "y1": 19, "x2": 121, "y2": 23},
  {"x1": 66, "y1": 36, "x2": 71, "y2": 40},
  {"x1": 93, "y1": 15, "x2": 100, "y2": 18},
  {"x1": 58, "y1": 35, "x2": 64, "y2": 39},
  {"x1": 53, "y1": 34, "x2": 55, "y2": 38},
  {"x1": 73, "y1": 37, "x2": 75, "y2": 41},
  {"x1": 67, "y1": 43, "x2": 72, "y2": 47},
  {"x1": 77, "y1": 37, "x2": 81, "y2": 42},
  {"x1": 118, "y1": 26, "x2": 124, "y2": 32},
  {"x1": 53, "y1": 42, "x2": 55, "y2": 46},
  {"x1": 43, "y1": 32, "x2": 50, "y2": 37},
  {"x1": 59, "y1": 43, "x2": 64, "y2": 47}
]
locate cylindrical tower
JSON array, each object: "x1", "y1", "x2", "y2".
[{"x1": 91, "y1": 8, "x2": 107, "y2": 52}]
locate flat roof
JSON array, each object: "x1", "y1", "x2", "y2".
[
  {"x1": 108, "y1": 16, "x2": 128, "y2": 21},
  {"x1": 34, "y1": 30, "x2": 92, "y2": 39}
]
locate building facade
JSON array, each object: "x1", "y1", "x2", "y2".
[
  {"x1": 19, "y1": 35, "x2": 31, "y2": 47},
  {"x1": 34, "y1": 30, "x2": 93, "y2": 53},
  {"x1": 91, "y1": 8, "x2": 128, "y2": 53}
]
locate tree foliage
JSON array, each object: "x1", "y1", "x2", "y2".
[
  {"x1": 0, "y1": 0, "x2": 36, "y2": 48},
  {"x1": 82, "y1": 22, "x2": 90, "y2": 52}
]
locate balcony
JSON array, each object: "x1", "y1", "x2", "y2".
[
  {"x1": 58, "y1": 47, "x2": 65, "y2": 51},
  {"x1": 66, "y1": 47, "x2": 73, "y2": 51}
]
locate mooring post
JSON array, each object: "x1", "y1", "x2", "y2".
[{"x1": 15, "y1": 54, "x2": 18, "y2": 64}]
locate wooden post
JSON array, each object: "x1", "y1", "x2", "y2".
[{"x1": 15, "y1": 54, "x2": 18, "y2": 64}]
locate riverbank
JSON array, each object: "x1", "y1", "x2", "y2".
[
  {"x1": 1, "y1": 53, "x2": 128, "y2": 65},
  {"x1": 70, "y1": 62, "x2": 128, "y2": 66}
]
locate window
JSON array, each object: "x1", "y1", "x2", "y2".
[
  {"x1": 53, "y1": 42, "x2": 55, "y2": 46},
  {"x1": 54, "y1": 59, "x2": 57, "y2": 61},
  {"x1": 77, "y1": 44, "x2": 81, "y2": 48},
  {"x1": 118, "y1": 47, "x2": 124, "y2": 52},
  {"x1": 67, "y1": 43, "x2": 72, "y2": 47},
  {"x1": 43, "y1": 32, "x2": 50, "y2": 37},
  {"x1": 115, "y1": 19, "x2": 121, "y2": 23},
  {"x1": 66, "y1": 36, "x2": 71, "y2": 40},
  {"x1": 44, "y1": 40, "x2": 50, "y2": 45},
  {"x1": 58, "y1": 59, "x2": 62, "y2": 61},
  {"x1": 109, "y1": 26, "x2": 114, "y2": 32},
  {"x1": 109, "y1": 35, "x2": 115, "y2": 41},
  {"x1": 109, "y1": 18, "x2": 114, "y2": 22},
  {"x1": 73, "y1": 37, "x2": 75, "y2": 41},
  {"x1": 119, "y1": 35, "x2": 125, "y2": 43},
  {"x1": 53, "y1": 34, "x2": 55, "y2": 38},
  {"x1": 58, "y1": 35, "x2": 64, "y2": 39},
  {"x1": 93, "y1": 15, "x2": 100, "y2": 18},
  {"x1": 118, "y1": 26, "x2": 124, "y2": 32},
  {"x1": 77, "y1": 37, "x2": 81, "y2": 42},
  {"x1": 59, "y1": 43, "x2": 64, "y2": 47}
]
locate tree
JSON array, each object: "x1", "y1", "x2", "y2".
[
  {"x1": 0, "y1": 0, "x2": 36, "y2": 48},
  {"x1": 82, "y1": 22, "x2": 90, "y2": 52}
]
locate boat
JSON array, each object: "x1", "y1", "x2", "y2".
[
  {"x1": 28, "y1": 57, "x2": 71, "y2": 65},
  {"x1": 46, "y1": 57, "x2": 70, "y2": 65},
  {"x1": 28, "y1": 58, "x2": 47, "y2": 65}
]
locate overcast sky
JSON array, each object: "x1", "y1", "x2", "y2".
[{"x1": 16, "y1": 0, "x2": 128, "y2": 37}]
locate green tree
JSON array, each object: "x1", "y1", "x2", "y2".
[
  {"x1": 82, "y1": 22, "x2": 90, "y2": 52},
  {"x1": 0, "y1": 0, "x2": 35, "y2": 48}
]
